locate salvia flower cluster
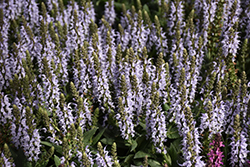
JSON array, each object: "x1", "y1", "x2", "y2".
[{"x1": 1, "y1": 0, "x2": 250, "y2": 166}]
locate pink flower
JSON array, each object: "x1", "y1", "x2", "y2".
[{"x1": 207, "y1": 133, "x2": 224, "y2": 167}]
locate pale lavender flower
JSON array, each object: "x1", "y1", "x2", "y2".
[
  {"x1": 73, "y1": 56, "x2": 90, "y2": 96},
  {"x1": 59, "y1": 102, "x2": 75, "y2": 135},
  {"x1": 46, "y1": 0, "x2": 58, "y2": 11},
  {"x1": 169, "y1": 71, "x2": 205, "y2": 166},
  {"x1": 223, "y1": 0, "x2": 241, "y2": 30},
  {"x1": 9, "y1": 22, "x2": 35, "y2": 77},
  {"x1": 230, "y1": 131, "x2": 249, "y2": 166},
  {"x1": 149, "y1": 25, "x2": 168, "y2": 57},
  {"x1": 156, "y1": 63, "x2": 170, "y2": 104},
  {"x1": 242, "y1": 2, "x2": 250, "y2": 39},
  {"x1": 95, "y1": 146, "x2": 113, "y2": 167},
  {"x1": 0, "y1": 94, "x2": 13, "y2": 125},
  {"x1": 221, "y1": 0, "x2": 241, "y2": 58},
  {"x1": 88, "y1": 2, "x2": 96, "y2": 22},
  {"x1": 132, "y1": 21, "x2": 150, "y2": 55},
  {"x1": 116, "y1": 26, "x2": 130, "y2": 52},
  {"x1": 0, "y1": 11, "x2": 11, "y2": 89},
  {"x1": 80, "y1": 98, "x2": 92, "y2": 130},
  {"x1": 47, "y1": 124, "x2": 62, "y2": 145},
  {"x1": 193, "y1": 0, "x2": 203, "y2": 28},
  {"x1": 3, "y1": 0, "x2": 22, "y2": 20},
  {"x1": 168, "y1": 0, "x2": 185, "y2": 37},
  {"x1": 179, "y1": 120, "x2": 205, "y2": 166},
  {"x1": 200, "y1": 95, "x2": 226, "y2": 136},
  {"x1": 149, "y1": 107, "x2": 167, "y2": 153},
  {"x1": 78, "y1": 12, "x2": 90, "y2": 43},
  {"x1": 104, "y1": 0, "x2": 116, "y2": 26},
  {"x1": 88, "y1": 37, "x2": 114, "y2": 113},
  {"x1": 10, "y1": 97, "x2": 24, "y2": 148},
  {"x1": 168, "y1": 1, "x2": 186, "y2": 85},
  {"x1": 130, "y1": 61, "x2": 144, "y2": 120},
  {"x1": 8, "y1": 97, "x2": 41, "y2": 161},
  {"x1": 196, "y1": 0, "x2": 217, "y2": 47},
  {"x1": 0, "y1": 152, "x2": 15, "y2": 167},
  {"x1": 64, "y1": 1, "x2": 90, "y2": 54},
  {"x1": 23, "y1": 0, "x2": 40, "y2": 28},
  {"x1": 118, "y1": 9, "x2": 133, "y2": 50},
  {"x1": 29, "y1": 129, "x2": 41, "y2": 161},
  {"x1": 85, "y1": 146, "x2": 94, "y2": 165},
  {"x1": 116, "y1": 92, "x2": 135, "y2": 140},
  {"x1": 76, "y1": 145, "x2": 94, "y2": 166}
]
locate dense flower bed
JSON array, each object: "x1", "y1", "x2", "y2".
[{"x1": 1, "y1": 0, "x2": 250, "y2": 166}]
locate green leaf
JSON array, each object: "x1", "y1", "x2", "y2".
[
  {"x1": 82, "y1": 127, "x2": 99, "y2": 144},
  {"x1": 168, "y1": 143, "x2": 178, "y2": 160},
  {"x1": 172, "y1": 138, "x2": 182, "y2": 153},
  {"x1": 92, "y1": 127, "x2": 106, "y2": 145},
  {"x1": 135, "y1": 135, "x2": 152, "y2": 152},
  {"x1": 124, "y1": 154, "x2": 134, "y2": 164},
  {"x1": 130, "y1": 165, "x2": 141, "y2": 167},
  {"x1": 9, "y1": 147, "x2": 27, "y2": 167},
  {"x1": 26, "y1": 161, "x2": 33, "y2": 167},
  {"x1": 167, "y1": 125, "x2": 180, "y2": 139},
  {"x1": 38, "y1": 160, "x2": 50, "y2": 167},
  {"x1": 41, "y1": 141, "x2": 53, "y2": 147},
  {"x1": 143, "y1": 4, "x2": 150, "y2": 14},
  {"x1": 134, "y1": 151, "x2": 151, "y2": 159},
  {"x1": 8, "y1": 146, "x2": 18, "y2": 161},
  {"x1": 148, "y1": 159, "x2": 162, "y2": 167},
  {"x1": 96, "y1": 0, "x2": 101, "y2": 6},
  {"x1": 41, "y1": 141, "x2": 62, "y2": 155},
  {"x1": 162, "y1": 103, "x2": 170, "y2": 111},
  {"x1": 130, "y1": 139, "x2": 138, "y2": 152},
  {"x1": 139, "y1": 122, "x2": 146, "y2": 130},
  {"x1": 114, "y1": 2, "x2": 123, "y2": 9},
  {"x1": 100, "y1": 137, "x2": 114, "y2": 145},
  {"x1": 163, "y1": 154, "x2": 172, "y2": 166},
  {"x1": 54, "y1": 155, "x2": 61, "y2": 167}
]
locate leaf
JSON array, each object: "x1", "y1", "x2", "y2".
[
  {"x1": 41, "y1": 141, "x2": 53, "y2": 147},
  {"x1": 168, "y1": 143, "x2": 183, "y2": 167},
  {"x1": 168, "y1": 143, "x2": 178, "y2": 161},
  {"x1": 167, "y1": 125, "x2": 180, "y2": 139},
  {"x1": 82, "y1": 127, "x2": 99, "y2": 144},
  {"x1": 101, "y1": 138, "x2": 114, "y2": 145},
  {"x1": 130, "y1": 139, "x2": 138, "y2": 152},
  {"x1": 9, "y1": 147, "x2": 27, "y2": 167},
  {"x1": 172, "y1": 138, "x2": 182, "y2": 153},
  {"x1": 114, "y1": 2, "x2": 123, "y2": 9},
  {"x1": 34, "y1": 151, "x2": 50, "y2": 167},
  {"x1": 96, "y1": 0, "x2": 102, "y2": 6},
  {"x1": 8, "y1": 146, "x2": 18, "y2": 161},
  {"x1": 25, "y1": 161, "x2": 33, "y2": 167},
  {"x1": 133, "y1": 159, "x2": 144, "y2": 166},
  {"x1": 163, "y1": 154, "x2": 172, "y2": 166},
  {"x1": 92, "y1": 127, "x2": 106, "y2": 145},
  {"x1": 139, "y1": 122, "x2": 146, "y2": 130},
  {"x1": 38, "y1": 161, "x2": 50, "y2": 167},
  {"x1": 41, "y1": 141, "x2": 62, "y2": 155},
  {"x1": 54, "y1": 155, "x2": 61, "y2": 167},
  {"x1": 124, "y1": 154, "x2": 134, "y2": 164},
  {"x1": 143, "y1": 4, "x2": 150, "y2": 15},
  {"x1": 162, "y1": 103, "x2": 170, "y2": 111},
  {"x1": 130, "y1": 165, "x2": 141, "y2": 167},
  {"x1": 134, "y1": 151, "x2": 151, "y2": 159},
  {"x1": 148, "y1": 159, "x2": 162, "y2": 167},
  {"x1": 135, "y1": 135, "x2": 151, "y2": 151}
]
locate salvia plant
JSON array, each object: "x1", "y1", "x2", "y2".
[{"x1": 1, "y1": 0, "x2": 250, "y2": 166}]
